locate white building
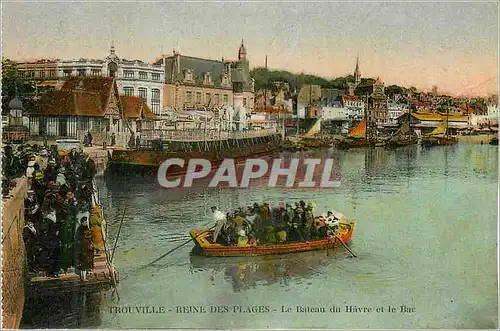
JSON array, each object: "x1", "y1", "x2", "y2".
[
  {"x1": 487, "y1": 105, "x2": 499, "y2": 124},
  {"x1": 387, "y1": 102, "x2": 409, "y2": 125},
  {"x1": 17, "y1": 45, "x2": 165, "y2": 115},
  {"x1": 322, "y1": 105, "x2": 363, "y2": 121}
]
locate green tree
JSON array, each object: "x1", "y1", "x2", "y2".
[{"x1": 2, "y1": 59, "x2": 38, "y2": 114}]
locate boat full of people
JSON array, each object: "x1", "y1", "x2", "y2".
[{"x1": 190, "y1": 201, "x2": 355, "y2": 257}]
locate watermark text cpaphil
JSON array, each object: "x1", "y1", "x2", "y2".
[{"x1": 157, "y1": 158, "x2": 341, "y2": 188}]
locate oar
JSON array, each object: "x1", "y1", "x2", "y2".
[
  {"x1": 142, "y1": 226, "x2": 216, "y2": 268},
  {"x1": 334, "y1": 235, "x2": 357, "y2": 258},
  {"x1": 110, "y1": 206, "x2": 126, "y2": 264}
]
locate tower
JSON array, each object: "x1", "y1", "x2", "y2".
[
  {"x1": 238, "y1": 39, "x2": 247, "y2": 61},
  {"x1": 354, "y1": 54, "x2": 361, "y2": 85}
]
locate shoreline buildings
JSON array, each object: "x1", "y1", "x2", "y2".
[{"x1": 16, "y1": 45, "x2": 164, "y2": 115}]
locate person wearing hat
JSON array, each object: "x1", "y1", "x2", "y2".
[
  {"x1": 74, "y1": 212, "x2": 93, "y2": 281},
  {"x1": 211, "y1": 206, "x2": 227, "y2": 244},
  {"x1": 39, "y1": 149, "x2": 49, "y2": 170},
  {"x1": 44, "y1": 158, "x2": 59, "y2": 182}
]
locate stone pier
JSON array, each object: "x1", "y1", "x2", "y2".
[
  {"x1": 82, "y1": 146, "x2": 111, "y2": 176},
  {"x1": 2, "y1": 178, "x2": 28, "y2": 329}
]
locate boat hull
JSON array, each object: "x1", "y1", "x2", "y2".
[
  {"x1": 421, "y1": 136, "x2": 458, "y2": 147},
  {"x1": 337, "y1": 138, "x2": 382, "y2": 149},
  {"x1": 385, "y1": 137, "x2": 418, "y2": 148},
  {"x1": 108, "y1": 135, "x2": 282, "y2": 175},
  {"x1": 190, "y1": 221, "x2": 355, "y2": 257}
]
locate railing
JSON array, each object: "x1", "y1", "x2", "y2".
[{"x1": 140, "y1": 128, "x2": 279, "y2": 142}]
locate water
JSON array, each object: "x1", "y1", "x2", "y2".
[{"x1": 22, "y1": 143, "x2": 498, "y2": 329}]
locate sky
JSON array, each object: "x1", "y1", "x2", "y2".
[{"x1": 2, "y1": 1, "x2": 498, "y2": 97}]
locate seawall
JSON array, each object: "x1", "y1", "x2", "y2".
[
  {"x1": 83, "y1": 147, "x2": 110, "y2": 176},
  {"x1": 2, "y1": 178, "x2": 28, "y2": 329}
]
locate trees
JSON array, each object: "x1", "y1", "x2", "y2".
[{"x1": 1, "y1": 59, "x2": 38, "y2": 114}]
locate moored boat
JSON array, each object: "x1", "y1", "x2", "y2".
[
  {"x1": 190, "y1": 220, "x2": 355, "y2": 257},
  {"x1": 489, "y1": 136, "x2": 498, "y2": 145},
  {"x1": 338, "y1": 118, "x2": 382, "y2": 149},
  {"x1": 108, "y1": 132, "x2": 282, "y2": 175},
  {"x1": 385, "y1": 113, "x2": 418, "y2": 148},
  {"x1": 421, "y1": 116, "x2": 458, "y2": 147}
]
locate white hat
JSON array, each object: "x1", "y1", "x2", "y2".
[
  {"x1": 27, "y1": 161, "x2": 35, "y2": 167},
  {"x1": 333, "y1": 212, "x2": 344, "y2": 220},
  {"x1": 39, "y1": 149, "x2": 48, "y2": 156},
  {"x1": 238, "y1": 229, "x2": 246, "y2": 237}
]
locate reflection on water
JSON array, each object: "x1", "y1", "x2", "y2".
[
  {"x1": 22, "y1": 144, "x2": 498, "y2": 329},
  {"x1": 189, "y1": 249, "x2": 354, "y2": 293},
  {"x1": 22, "y1": 291, "x2": 110, "y2": 329}
]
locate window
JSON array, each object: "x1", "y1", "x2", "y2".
[
  {"x1": 152, "y1": 73, "x2": 160, "y2": 81},
  {"x1": 91, "y1": 69, "x2": 101, "y2": 76},
  {"x1": 206, "y1": 93, "x2": 211, "y2": 105},
  {"x1": 243, "y1": 98, "x2": 247, "y2": 107},
  {"x1": 37, "y1": 70, "x2": 45, "y2": 78},
  {"x1": 139, "y1": 71, "x2": 148, "y2": 80},
  {"x1": 138, "y1": 88, "x2": 147, "y2": 100},
  {"x1": 124, "y1": 87, "x2": 134, "y2": 96},
  {"x1": 186, "y1": 91, "x2": 193, "y2": 103},
  {"x1": 151, "y1": 89, "x2": 160, "y2": 100},
  {"x1": 214, "y1": 94, "x2": 220, "y2": 104},
  {"x1": 78, "y1": 117, "x2": 90, "y2": 131},
  {"x1": 151, "y1": 100, "x2": 160, "y2": 114},
  {"x1": 124, "y1": 70, "x2": 134, "y2": 78},
  {"x1": 78, "y1": 69, "x2": 86, "y2": 76},
  {"x1": 63, "y1": 70, "x2": 71, "y2": 77},
  {"x1": 223, "y1": 94, "x2": 228, "y2": 105},
  {"x1": 49, "y1": 70, "x2": 57, "y2": 78},
  {"x1": 196, "y1": 92, "x2": 202, "y2": 104}
]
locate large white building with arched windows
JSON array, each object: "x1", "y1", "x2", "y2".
[{"x1": 16, "y1": 45, "x2": 165, "y2": 115}]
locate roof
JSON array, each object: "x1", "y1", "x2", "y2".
[
  {"x1": 410, "y1": 112, "x2": 469, "y2": 122},
  {"x1": 164, "y1": 55, "x2": 226, "y2": 86},
  {"x1": 37, "y1": 89, "x2": 104, "y2": 116},
  {"x1": 120, "y1": 96, "x2": 156, "y2": 120},
  {"x1": 342, "y1": 95, "x2": 362, "y2": 102},
  {"x1": 37, "y1": 76, "x2": 115, "y2": 117}
]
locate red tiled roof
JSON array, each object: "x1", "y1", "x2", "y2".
[
  {"x1": 120, "y1": 96, "x2": 156, "y2": 120},
  {"x1": 37, "y1": 90, "x2": 104, "y2": 116},
  {"x1": 342, "y1": 95, "x2": 362, "y2": 102},
  {"x1": 36, "y1": 76, "x2": 114, "y2": 117}
]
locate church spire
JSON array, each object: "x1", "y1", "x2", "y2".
[
  {"x1": 110, "y1": 40, "x2": 115, "y2": 55},
  {"x1": 238, "y1": 38, "x2": 247, "y2": 61},
  {"x1": 354, "y1": 53, "x2": 361, "y2": 85}
]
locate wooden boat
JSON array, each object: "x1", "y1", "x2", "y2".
[
  {"x1": 421, "y1": 117, "x2": 458, "y2": 147},
  {"x1": 338, "y1": 118, "x2": 382, "y2": 149},
  {"x1": 385, "y1": 113, "x2": 418, "y2": 148},
  {"x1": 108, "y1": 133, "x2": 282, "y2": 175},
  {"x1": 489, "y1": 136, "x2": 498, "y2": 145},
  {"x1": 190, "y1": 220, "x2": 355, "y2": 257}
]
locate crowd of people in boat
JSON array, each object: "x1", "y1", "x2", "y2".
[
  {"x1": 211, "y1": 201, "x2": 344, "y2": 246},
  {"x1": 2, "y1": 143, "x2": 102, "y2": 280}
]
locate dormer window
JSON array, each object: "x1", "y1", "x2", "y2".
[
  {"x1": 203, "y1": 72, "x2": 213, "y2": 85},
  {"x1": 221, "y1": 73, "x2": 230, "y2": 87},
  {"x1": 183, "y1": 69, "x2": 194, "y2": 83}
]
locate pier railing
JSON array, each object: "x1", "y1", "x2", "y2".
[{"x1": 139, "y1": 128, "x2": 279, "y2": 142}]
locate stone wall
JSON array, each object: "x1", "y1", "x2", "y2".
[{"x1": 2, "y1": 178, "x2": 28, "y2": 329}]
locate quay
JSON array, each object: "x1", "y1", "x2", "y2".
[
  {"x1": 1, "y1": 146, "x2": 117, "y2": 329},
  {"x1": 27, "y1": 252, "x2": 118, "y2": 297}
]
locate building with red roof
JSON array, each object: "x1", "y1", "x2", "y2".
[{"x1": 29, "y1": 76, "x2": 155, "y2": 146}]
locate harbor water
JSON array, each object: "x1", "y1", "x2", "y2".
[{"x1": 22, "y1": 143, "x2": 498, "y2": 329}]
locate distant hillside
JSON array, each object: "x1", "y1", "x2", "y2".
[{"x1": 250, "y1": 67, "x2": 354, "y2": 91}]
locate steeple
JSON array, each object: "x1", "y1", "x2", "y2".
[
  {"x1": 238, "y1": 39, "x2": 247, "y2": 61},
  {"x1": 110, "y1": 40, "x2": 115, "y2": 55},
  {"x1": 354, "y1": 53, "x2": 361, "y2": 85}
]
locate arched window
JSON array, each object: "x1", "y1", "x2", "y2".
[{"x1": 108, "y1": 62, "x2": 118, "y2": 77}]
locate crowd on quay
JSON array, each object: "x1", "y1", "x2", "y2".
[
  {"x1": 211, "y1": 201, "x2": 343, "y2": 246},
  {"x1": 2, "y1": 143, "x2": 102, "y2": 280}
]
